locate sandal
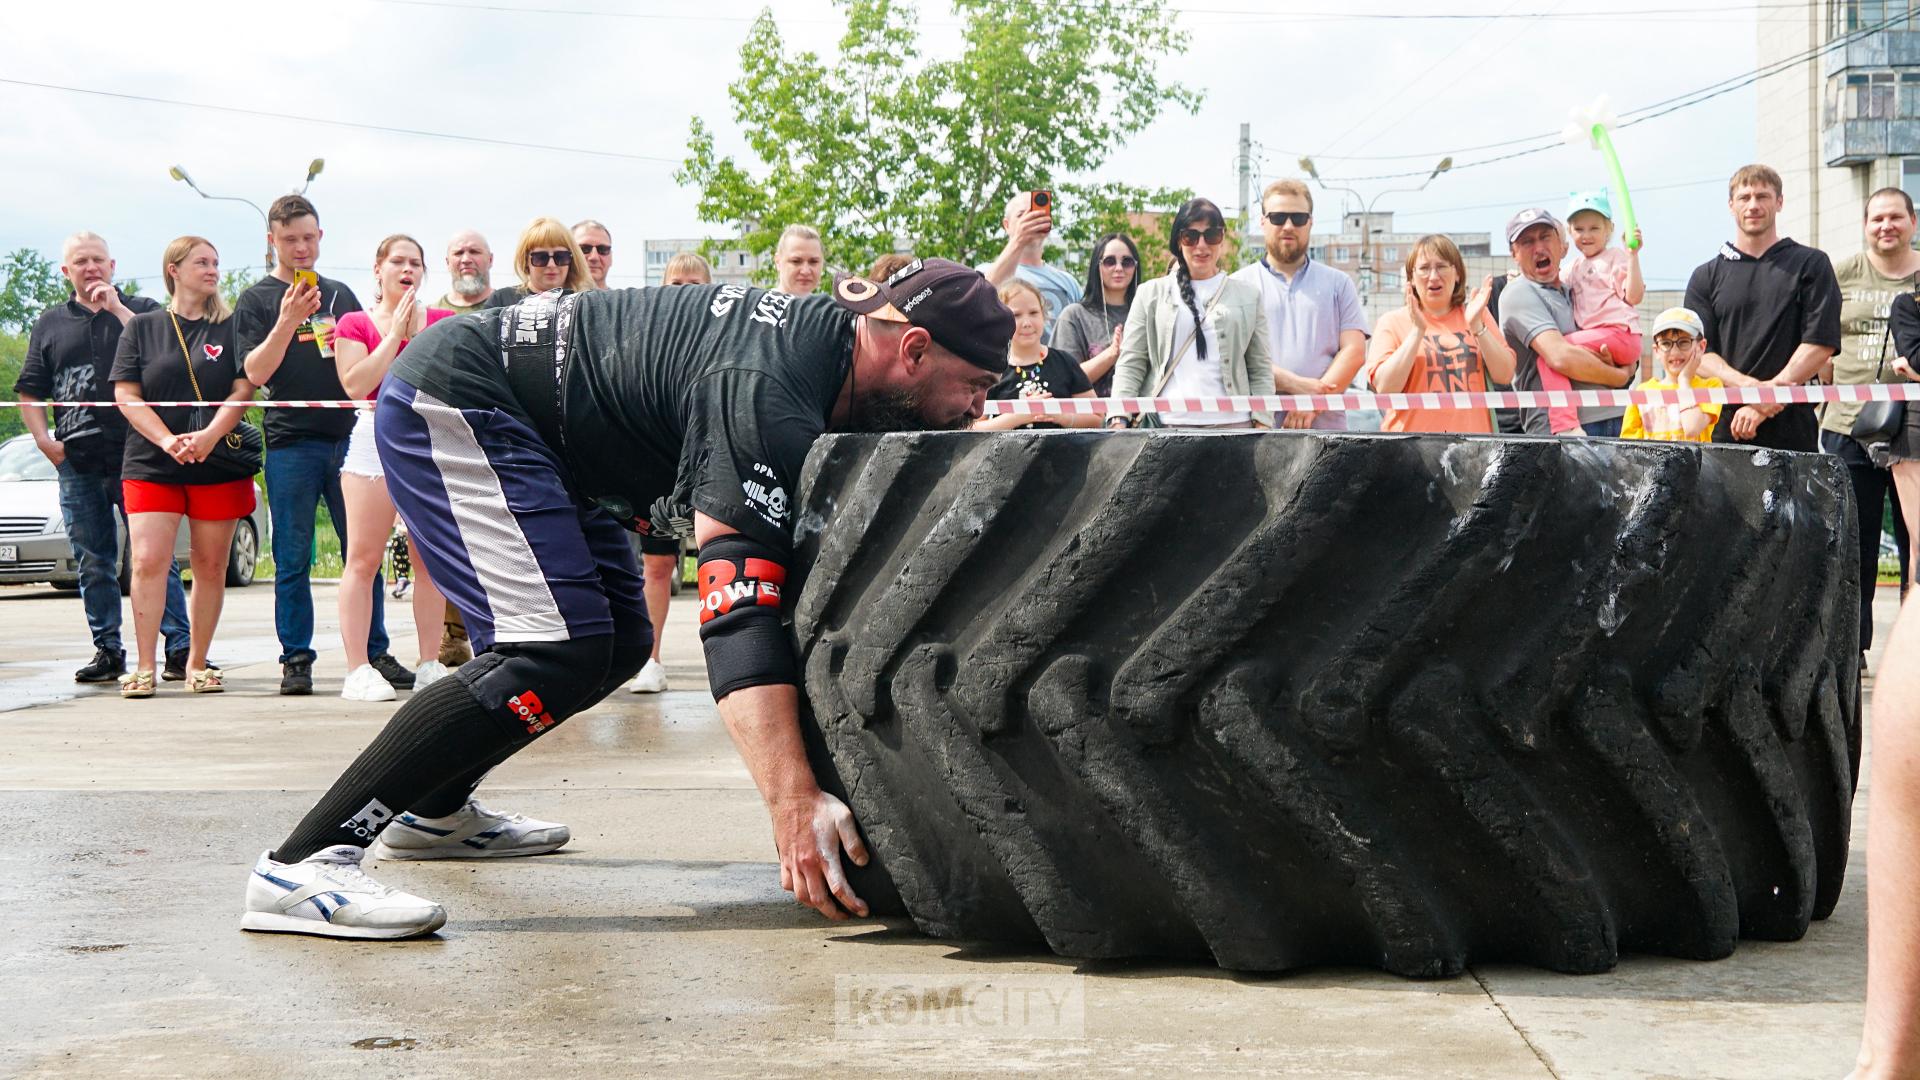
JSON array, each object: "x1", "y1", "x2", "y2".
[
  {"x1": 187, "y1": 668, "x2": 225, "y2": 694},
  {"x1": 119, "y1": 671, "x2": 156, "y2": 699}
]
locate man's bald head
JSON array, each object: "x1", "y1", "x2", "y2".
[
  {"x1": 63, "y1": 230, "x2": 109, "y2": 262},
  {"x1": 447, "y1": 230, "x2": 490, "y2": 256},
  {"x1": 60, "y1": 231, "x2": 115, "y2": 301},
  {"x1": 447, "y1": 230, "x2": 494, "y2": 300}
]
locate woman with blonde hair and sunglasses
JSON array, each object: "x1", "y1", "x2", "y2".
[
  {"x1": 484, "y1": 217, "x2": 593, "y2": 309},
  {"x1": 109, "y1": 236, "x2": 256, "y2": 697}
]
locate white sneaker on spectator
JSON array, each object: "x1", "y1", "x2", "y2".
[
  {"x1": 413, "y1": 660, "x2": 450, "y2": 690},
  {"x1": 626, "y1": 657, "x2": 668, "y2": 694},
  {"x1": 241, "y1": 845, "x2": 446, "y2": 940},
  {"x1": 341, "y1": 664, "x2": 397, "y2": 702},
  {"x1": 368, "y1": 799, "x2": 569, "y2": 860}
]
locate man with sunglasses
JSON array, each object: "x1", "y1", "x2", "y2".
[
  {"x1": 573, "y1": 220, "x2": 614, "y2": 290},
  {"x1": 982, "y1": 191, "x2": 1081, "y2": 343},
  {"x1": 1231, "y1": 180, "x2": 1368, "y2": 430},
  {"x1": 237, "y1": 259, "x2": 1013, "y2": 941}
]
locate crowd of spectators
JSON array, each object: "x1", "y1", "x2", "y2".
[{"x1": 10, "y1": 161, "x2": 1915, "y2": 694}]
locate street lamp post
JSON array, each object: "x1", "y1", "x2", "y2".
[
  {"x1": 1299, "y1": 156, "x2": 1451, "y2": 296},
  {"x1": 168, "y1": 158, "x2": 327, "y2": 273}
]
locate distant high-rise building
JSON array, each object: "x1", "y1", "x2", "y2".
[{"x1": 641, "y1": 238, "x2": 761, "y2": 288}]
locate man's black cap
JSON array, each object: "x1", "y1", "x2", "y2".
[{"x1": 830, "y1": 257, "x2": 1013, "y2": 374}]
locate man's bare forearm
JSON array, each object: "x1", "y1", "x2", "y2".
[
  {"x1": 243, "y1": 321, "x2": 298, "y2": 385},
  {"x1": 715, "y1": 683, "x2": 820, "y2": 807},
  {"x1": 16, "y1": 393, "x2": 54, "y2": 445}
]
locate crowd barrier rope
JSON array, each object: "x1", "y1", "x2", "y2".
[{"x1": 8, "y1": 381, "x2": 1920, "y2": 416}]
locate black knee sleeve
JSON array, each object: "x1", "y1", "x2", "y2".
[
  {"x1": 457, "y1": 636, "x2": 617, "y2": 735},
  {"x1": 274, "y1": 636, "x2": 616, "y2": 859}
]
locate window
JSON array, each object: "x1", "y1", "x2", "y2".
[
  {"x1": 648, "y1": 249, "x2": 668, "y2": 264},
  {"x1": 1334, "y1": 246, "x2": 1351, "y2": 262},
  {"x1": 1873, "y1": 71, "x2": 1897, "y2": 119},
  {"x1": 1902, "y1": 158, "x2": 1920, "y2": 208},
  {"x1": 1901, "y1": 73, "x2": 1920, "y2": 118},
  {"x1": 1381, "y1": 247, "x2": 1399, "y2": 262}
]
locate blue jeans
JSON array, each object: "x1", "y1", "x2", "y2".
[
  {"x1": 1582, "y1": 416, "x2": 1625, "y2": 439},
  {"x1": 265, "y1": 436, "x2": 386, "y2": 665},
  {"x1": 55, "y1": 460, "x2": 190, "y2": 656}
]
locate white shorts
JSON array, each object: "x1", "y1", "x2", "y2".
[{"x1": 341, "y1": 408, "x2": 383, "y2": 479}]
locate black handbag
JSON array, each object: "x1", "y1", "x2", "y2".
[
  {"x1": 169, "y1": 310, "x2": 263, "y2": 480},
  {"x1": 1851, "y1": 315, "x2": 1907, "y2": 446}
]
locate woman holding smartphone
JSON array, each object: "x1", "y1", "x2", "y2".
[
  {"x1": 484, "y1": 217, "x2": 593, "y2": 309},
  {"x1": 333, "y1": 235, "x2": 454, "y2": 702},
  {"x1": 1110, "y1": 198, "x2": 1274, "y2": 429},
  {"x1": 110, "y1": 237, "x2": 256, "y2": 697}
]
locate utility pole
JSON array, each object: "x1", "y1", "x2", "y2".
[{"x1": 1237, "y1": 123, "x2": 1253, "y2": 252}]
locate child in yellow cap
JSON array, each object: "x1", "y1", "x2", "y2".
[{"x1": 1622, "y1": 307, "x2": 1722, "y2": 442}]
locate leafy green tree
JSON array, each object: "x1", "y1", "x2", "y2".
[
  {"x1": 0, "y1": 248, "x2": 67, "y2": 334},
  {"x1": 679, "y1": 0, "x2": 1199, "y2": 280},
  {"x1": 0, "y1": 331, "x2": 28, "y2": 440},
  {"x1": 220, "y1": 267, "x2": 257, "y2": 311}
]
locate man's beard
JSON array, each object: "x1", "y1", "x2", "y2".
[
  {"x1": 844, "y1": 386, "x2": 968, "y2": 434},
  {"x1": 451, "y1": 272, "x2": 489, "y2": 298},
  {"x1": 1266, "y1": 238, "x2": 1305, "y2": 265}
]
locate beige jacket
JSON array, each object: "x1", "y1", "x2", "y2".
[{"x1": 1113, "y1": 271, "x2": 1275, "y2": 426}]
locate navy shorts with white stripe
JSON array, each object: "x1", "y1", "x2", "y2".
[{"x1": 374, "y1": 374, "x2": 646, "y2": 652}]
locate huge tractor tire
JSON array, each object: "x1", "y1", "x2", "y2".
[{"x1": 790, "y1": 430, "x2": 1861, "y2": 977}]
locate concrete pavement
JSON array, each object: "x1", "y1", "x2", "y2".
[{"x1": 0, "y1": 580, "x2": 1888, "y2": 1078}]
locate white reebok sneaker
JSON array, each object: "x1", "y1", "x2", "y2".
[
  {"x1": 368, "y1": 799, "x2": 570, "y2": 860},
  {"x1": 412, "y1": 660, "x2": 451, "y2": 690},
  {"x1": 241, "y1": 845, "x2": 446, "y2": 940},
  {"x1": 341, "y1": 664, "x2": 397, "y2": 702},
  {"x1": 626, "y1": 657, "x2": 668, "y2": 694}
]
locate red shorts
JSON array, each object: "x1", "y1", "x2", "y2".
[{"x1": 123, "y1": 478, "x2": 257, "y2": 521}]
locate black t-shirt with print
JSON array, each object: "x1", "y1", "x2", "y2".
[
  {"x1": 13, "y1": 290, "x2": 163, "y2": 475},
  {"x1": 1684, "y1": 238, "x2": 1842, "y2": 452},
  {"x1": 391, "y1": 285, "x2": 854, "y2": 554},
  {"x1": 108, "y1": 310, "x2": 243, "y2": 484},
  {"x1": 233, "y1": 274, "x2": 362, "y2": 447},
  {"x1": 483, "y1": 284, "x2": 534, "y2": 310},
  {"x1": 988, "y1": 347, "x2": 1091, "y2": 428}
]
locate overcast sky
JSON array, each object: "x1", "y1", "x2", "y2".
[{"x1": 2, "y1": 0, "x2": 1780, "y2": 303}]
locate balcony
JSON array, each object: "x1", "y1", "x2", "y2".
[{"x1": 1822, "y1": 30, "x2": 1920, "y2": 165}]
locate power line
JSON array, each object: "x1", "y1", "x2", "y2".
[
  {"x1": 1293, "y1": 5, "x2": 1913, "y2": 182},
  {"x1": 0, "y1": 77, "x2": 683, "y2": 164},
  {"x1": 373, "y1": 0, "x2": 1813, "y2": 23}
]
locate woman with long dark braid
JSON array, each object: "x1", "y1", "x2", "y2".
[{"x1": 1109, "y1": 198, "x2": 1273, "y2": 428}]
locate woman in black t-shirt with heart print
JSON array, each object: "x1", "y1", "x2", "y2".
[
  {"x1": 973, "y1": 277, "x2": 1099, "y2": 431},
  {"x1": 110, "y1": 236, "x2": 257, "y2": 698}
]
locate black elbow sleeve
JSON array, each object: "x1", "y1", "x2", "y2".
[{"x1": 696, "y1": 533, "x2": 800, "y2": 700}]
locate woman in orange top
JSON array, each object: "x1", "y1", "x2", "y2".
[{"x1": 1365, "y1": 234, "x2": 1514, "y2": 433}]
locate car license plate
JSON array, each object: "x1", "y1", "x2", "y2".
[{"x1": 0, "y1": 545, "x2": 15, "y2": 563}]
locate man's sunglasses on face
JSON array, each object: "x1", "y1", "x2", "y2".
[
  {"x1": 578, "y1": 244, "x2": 612, "y2": 257},
  {"x1": 1265, "y1": 211, "x2": 1311, "y2": 228}
]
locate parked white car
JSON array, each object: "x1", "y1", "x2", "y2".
[{"x1": 0, "y1": 433, "x2": 266, "y2": 590}]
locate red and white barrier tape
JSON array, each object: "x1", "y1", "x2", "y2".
[
  {"x1": 0, "y1": 399, "x2": 370, "y2": 409},
  {"x1": 6, "y1": 382, "x2": 1919, "y2": 414},
  {"x1": 980, "y1": 381, "x2": 1920, "y2": 416}
]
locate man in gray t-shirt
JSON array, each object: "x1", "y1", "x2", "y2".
[{"x1": 1498, "y1": 208, "x2": 1634, "y2": 435}]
